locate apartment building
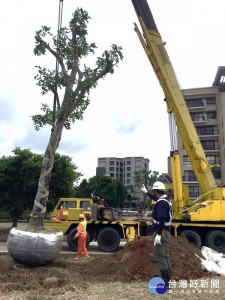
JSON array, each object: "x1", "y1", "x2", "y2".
[
  {"x1": 96, "y1": 156, "x2": 149, "y2": 200},
  {"x1": 176, "y1": 66, "x2": 225, "y2": 198}
]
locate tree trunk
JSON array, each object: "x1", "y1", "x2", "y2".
[
  {"x1": 12, "y1": 217, "x2": 19, "y2": 228},
  {"x1": 29, "y1": 119, "x2": 65, "y2": 226}
]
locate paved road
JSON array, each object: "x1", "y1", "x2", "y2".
[
  {"x1": 0, "y1": 222, "x2": 126, "y2": 255},
  {"x1": 0, "y1": 241, "x2": 126, "y2": 254},
  {"x1": 0, "y1": 222, "x2": 28, "y2": 227}
]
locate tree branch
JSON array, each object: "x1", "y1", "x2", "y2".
[
  {"x1": 35, "y1": 35, "x2": 67, "y2": 78},
  {"x1": 68, "y1": 27, "x2": 80, "y2": 87}
]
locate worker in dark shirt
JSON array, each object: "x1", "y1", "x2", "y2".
[{"x1": 141, "y1": 181, "x2": 172, "y2": 287}]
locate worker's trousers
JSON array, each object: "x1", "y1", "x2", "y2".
[
  {"x1": 77, "y1": 235, "x2": 89, "y2": 258},
  {"x1": 153, "y1": 230, "x2": 171, "y2": 272}
]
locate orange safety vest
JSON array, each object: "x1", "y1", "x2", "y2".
[{"x1": 75, "y1": 220, "x2": 87, "y2": 238}]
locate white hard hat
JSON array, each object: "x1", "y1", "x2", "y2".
[{"x1": 151, "y1": 181, "x2": 165, "y2": 190}]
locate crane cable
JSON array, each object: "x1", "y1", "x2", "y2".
[
  {"x1": 168, "y1": 112, "x2": 178, "y2": 152},
  {"x1": 52, "y1": 0, "x2": 64, "y2": 131}
]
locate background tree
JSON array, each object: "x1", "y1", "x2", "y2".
[
  {"x1": 133, "y1": 169, "x2": 159, "y2": 190},
  {"x1": 0, "y1": 148, "x2": 81, "y2": 227},
  {"x1": 132, "y1": 169, "x2": 159, "y2": 211},
  {"x1": 30, "y1": 8, "x2": 123, "y2": 226},
  {"x1": 47, "y1": 152, "x2": 82, "y2": 212},
  {"x1": 0, "y1": 148, "x2": 42, "y2": 227},
  {"x1": 74, "y1": 175, "x2": 128, "y2": 207},
  {"x1": 73, "y1": 178, "x2": 91, "y2": 198}
]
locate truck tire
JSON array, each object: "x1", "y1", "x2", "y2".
[
  {"x1": 205, "y1": 230, "x2": 225, "y2": 253},
  {"x1": 180, "y1": 229, "x2": 202, "y2": 249},
  {"x1": 97, "y1": 227, "x2": 120, "y2": 252},
  {"x1": 67, "y1": 228, "x2": 91, "y2": 252}
]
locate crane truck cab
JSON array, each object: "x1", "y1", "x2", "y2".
[
  {"x1": 51, "y1": 198, "x2": 92, "y2": 221},
  {"x1": 44, "y1": 197, "x2": 152, "y2": 253}
]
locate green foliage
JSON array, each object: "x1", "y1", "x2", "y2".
[
  {"x1": 0, "y1": 148, "x2": 42, "y2": 226},
  {"x1": 48, "y1": 153, "x2": 82, "y2": 211},
  {"x1": 0, "y1": 148, "x2": 82, "y2": 225},
  {"x1": 69, "y1": 8, "x2": 96, "y2": 57},
  {"x1": 73, "y1": 179, "x2": 91, "y2": 198},
  {"x1": 74, "y1": 175, "x2": 127, "y2": 207},
  {"x1": 32, "y1": 7, "x2": 123, "y2": 131},
  {"x1": 32, "y1": 103, "x2": 54, "y2": 131},
  {"x1": 133, "y1": 169, "x2": 159, "y2": 189}
]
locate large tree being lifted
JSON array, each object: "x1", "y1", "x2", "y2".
[
  {"x1": 29, "y1": 8, "x2": 123, "y2": 226},
  {"x1": 7, "y1": 7, "x2": 122, "y2": 266}
]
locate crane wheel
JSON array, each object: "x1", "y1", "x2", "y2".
[
  {"x1": 179, "y1": 229, "x2": 202, "y2": 249},
  {"x1": 67, "y1": 228, "x2": 91, "y2": 252},
  {"x1": 97, "y1": 227, "x2": 120, "y2": 252},
  {"x1": 205, "y1": 230, "x2": 225, "y2": 253}
]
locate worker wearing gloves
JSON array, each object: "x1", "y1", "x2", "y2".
[
  {"x1": 73, "y1": 213, "x2": 89, "y2": 259},
  {"x1": 141, "y1": 181, "x2": 172, "y2": 287}
]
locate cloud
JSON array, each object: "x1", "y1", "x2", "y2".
[
  {"x1": 0, "y1": 95, "x2": 16, "y2": 123},
  {"x1": 14, "y1": 126, "x2": 50, "y2": 153},
  {"x1": 109, "y1": 112, "x2": 142, "y2": 134},
  {"x1": 116, "y1": 118, "x2": 142, "y2": 134},
  {"x1": 59, "y1": 138, "x2": 90, "y2": 155}
]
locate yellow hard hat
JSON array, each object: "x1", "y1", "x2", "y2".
[{"x1": 79, "y1": 214, "x2": 84, "y2": 219}]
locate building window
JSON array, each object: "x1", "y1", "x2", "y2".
[
  {"x1": 190, "y1": 112, "x2": 204, "y2": 122},
  {"x1": 127, "y1": 179, "x2": 130, "y2": 184},
  {"x1": 183, "y1": 156, "x2": 190, "y2": 164},
  {"x1": 110, "y1": 161, "x2": 114, "y2": 165},
  {"x1": 110, "y1": 173, "x2": 114, "y2": 178},
  {"x1": 206, "y1": 155, "x2": 220, "y2": 165},
  {"x1": 183, "y1": 171, "x2": 196, "y2": 182},
  {"x1": 201, "y1": 140, "x2": 219, "y2": 150},
  {"x1": 127, "y1": 167, "x2": 131, "y2": 171},
  {"x1": 127, "y1": 161, "x2": 131, "y2": 165},
  {"x1": 196, "y1": 126, "x2": 218, "y2": 136},
  {"x1": 186, "y1": 99, "x2": 204, "y2": 108},
  {"x1": 110, "y1": 167, "x2": 114, "y2": 171},
  {"x1": 127, "y1": 173, "x2": 131, "y2": 177},
  {"x1": 206, "y1": 97, "x2": 216, "y2": 105},
  {"x1": 212, "y1": 170, "x2": 221, "y2": 179},
  {"x1": 189, "y1": 186, "x2": 201, "y2": 198},
  {"x1": 207, "y1": 111, "x2": 216, "y2": 119}
]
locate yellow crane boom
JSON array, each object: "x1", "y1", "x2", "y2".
[{"x1": 131, "y1": 0, "x2": 217, "y2": 196}]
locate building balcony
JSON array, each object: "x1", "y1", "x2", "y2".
[
  {"x1": 197, "y1": 129, "x2": 219, "y2": 137},
  {"x1": 203, "y1": 146, "x2": 220, "y2": 152},
  {"x1": 186, "y1": 103, "x2": 205, "y2": 109}
]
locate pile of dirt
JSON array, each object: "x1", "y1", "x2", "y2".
[
  {"x1": 83, "y1": 236, "x2": 209, "y2": 282},
  {"x1": 0, "y1": 236, "x2": 216, "y2": 299}
]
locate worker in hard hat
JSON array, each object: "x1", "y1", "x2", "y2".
[
  {"x1": 73, "y1": 213, "x2": 89, "y2": 259},
  {"x1": 141, "y1": 181, "x2": 172, "y2": 287}
]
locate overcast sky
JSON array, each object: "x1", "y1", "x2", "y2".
[{"x1": 1, "y1": 0, "x2": 225, "y2": 181}]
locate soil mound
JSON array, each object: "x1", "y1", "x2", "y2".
[{"x1": 83, "y1": 236, "x2": 209, "y2": 282}]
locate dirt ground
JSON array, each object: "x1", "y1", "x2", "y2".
[{"x1": 1, "y1": 236, "x2": 225, "y2": 300}]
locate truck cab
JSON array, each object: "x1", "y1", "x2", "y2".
[{"x1": 51, "y1": 198, "x2": 92, "y2": 220}]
